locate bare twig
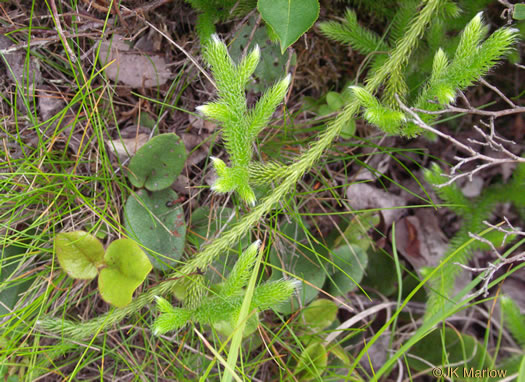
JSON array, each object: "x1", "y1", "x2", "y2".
[
  {"x1": 324, "y1": 302, "x2": 396, "y2": 345},
  {"x1": 456, "y1": 251, "x2": 525, "y2": 298},
  {"x1": 396, "y1": 95, "x2": 525, "y2": 187},
  {"x1": 411, "y1": 104, "x2": 525, "y2": 118},
  {"x1": 0, "y1": 39, "x2": 52, "y2": 54},
  {"x1": 497, "y1": 0, "x2": 515, "y2": 23},
  {"x1": 468, "y1": 232, "x2": 505, "y2": 261},
  {"x1": 50, "y1": 0, "x2": 77, "y2": 63},
  {"x1": 483, "y1": 217, "x2": 523, "y2": 246},
  {"x1": 479, "y1": 78, "x2": 516, "y2": 108},
  {"x1": 455, "y1": 221, "x2": 525, "y2": 298}
]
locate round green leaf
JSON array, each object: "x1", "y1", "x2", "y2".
[
  {"x1": 258, "y1": 0, "x2": 320, "y2": 53},
  {"x1": 334, "y1": 212, "x2": 379, "y2": 251},
  {"x1": 98, "y1": 238, "x2": 152, "y2": 308},
  {"x1": 127, "y1": 133, "x2": 187, "y2": 191},
  {"x1": 340, "y1": 119, "x2": 356, "y2": 139},
  {"x1": 362, "y1": 249, "x2": 397, "y2": 297},
  {"x1": 302, "y1": 299, "x2": 338, "y2": 330},
  {"x1": 268, "y1": 221, "x2": 327, "y2": 314},
  {"x1": 317, "y1": 104, "x2": 333, "y2": 116},
  {"x1": 325, "y1": 244, "x2": 368, "y2": 296},
  {"x1": 55, "y1": 231, "x2": 104, "y2": 279},
  {"x1": 124, "y1": 189, "x2": 186, "y2": 271}
]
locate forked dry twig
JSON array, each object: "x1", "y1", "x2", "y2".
[
  {"x1": 396, "y1": 95, "x2": 525, "y2": 187},
  {"x1": 455, "y1": 221, "x2": 525, "y2": 298}
]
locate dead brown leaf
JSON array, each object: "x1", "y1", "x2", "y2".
[
  {"x1": 98, "y1": 34, "x2": 171, "y2": 88},
  {"x1": 106, "y1": 133, "x2": 149, "y2": 160},
  {"x1": 38, "y1": 86, "x2": 64, "y2": 122},
  {"x1": 1, "y1": 36, "x2": 42, "y2": 89},
  {"x1": 394, "y1": 209, "x2": 448, "y2": 269},
  {"x1": 181, "y1": 132, "x2": 211, "y2": 167},
  {"x1": 346, "y1": 182, "x2": 406, "y2": 227},
  {"x1": 459, "y1": 175, "x2": 484, "y2": 198}
]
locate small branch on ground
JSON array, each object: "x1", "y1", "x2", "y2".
[
  {"x1": 50, "y1": 0, "x2": 78, "y2": 63},
  {"x1": 396, "y1": 95, "x2": 525, "y2": 187},
  {"x1": 455, "y1": 221, "x2": 525, "y2": 298}
]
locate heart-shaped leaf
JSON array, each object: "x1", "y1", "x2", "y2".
[
  {"x1": 408, "y1": 327, "x2": 492, "y2": 372},
  {"x1": 334, "y1": 212, "x2": 379, "y2": 251},
  {"x1": 124, "y1": 189, "x2": 186, "y2": 271},
  {"x1": 98, "y1": 238, "x2": 152, "y2": 308},
  {"x1": 258, "y1": 0, "x2": 320, "y2": 53},
  {"x1": 55, "y1": 231, "x2": 105, "y2": 279},
  {"x1": 127, "y1": 133, "x2": 187, "y2": 191},
  {"x1": 325, "y1": 92, "x2": 344, "y2": 111},
  {"x1": 361, "y1": 248, "x2": 397, "y2": 297},
  {"x1": 229, "y1": 16, "x2": 296, "y2": 92},
  {"x1": 212, "y1": 314, "x2": 259, "y2": 339},
  {"x1": 273, "y1": 255, "x2": 325, "y2": 315}
]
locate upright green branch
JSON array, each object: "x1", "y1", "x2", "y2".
[
  {"x1": 198, "y1": 35, "x2": 290, "y2": 204},
  {"x1": 38, "y1": 0, "x2": 443, "y2": 340},
  {"x1": 348, "y1": 14, "x2": 515, "y2": 139}
]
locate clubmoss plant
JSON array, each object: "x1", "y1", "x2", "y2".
[
  {"x1": 38, "y1": 0, "x2": 445, "y2": 340},
  {"x1": 410, "y1": 12, "x2": 517, "y2": 134},
  {"x1": 349, "y1": 86, "x2": 406, "y2": 134},
  {"x1": 38, "y1": 1, "x2": 521, "y2": 350},
  {"x1": 152, "y1": 241, "x2": 298, "y2": 335},
  {"x1": 320, "y1": 9, "x2": 517, "y2": 137},
  {"x1": 197, "y1": 35, "x2": 291, "y2": 205}
]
